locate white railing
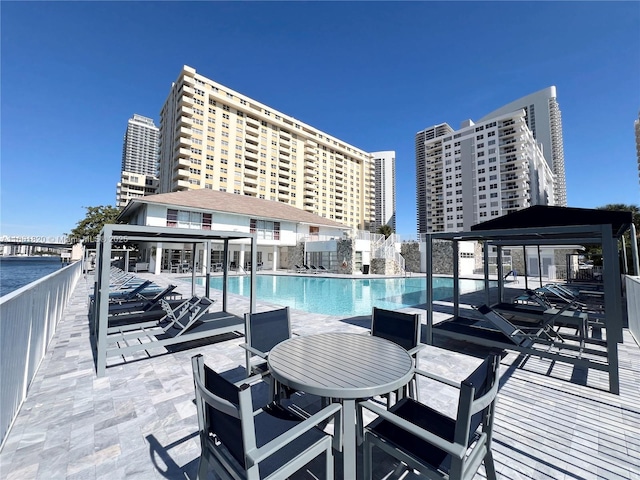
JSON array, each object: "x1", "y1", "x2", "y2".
[
  {"x1": 372, "y1": 233, "x2": 405, "y2": 272},
  {"x1": 626, "y1": 275, "x2": 640, "y2": 347},
  {"x1": 0, "y1": 261, "x2": 82, "y2": 448}
]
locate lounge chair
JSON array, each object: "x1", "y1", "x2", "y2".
[
  {"x1": 318, "y1": 265, "x2": 329, "y2": 273},
  {"x1": 293, "y1": 264, "x2": 304, "y2": 273},
  {"x1": 475, "y1": 304, "x2": 560, "y2": 346},
  {"x1": 107, "y1": 295, "x2": 212, "y2": 332},
  {"x1": 359, "y1": 354, "x2": 500, "y2": 480},
  {"x1": 302, "y1": 264, "x2": 312, "y2": 273},
  {"x1": 310, "y1": 265, "x2": 320, "y2": 274},
  {"x1": 107, "y1": 284, "x2": 180, "y2": 315},
  {"x1": 191, "y1": 354, "x2": 341, "y2": 480}
]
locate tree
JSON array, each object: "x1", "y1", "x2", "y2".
[
  {"x1": 597, "y1": 204, "x2": 640, "y2": 233},
  {"x1": 377, "y1": 224, "x2": 393, "y2": 239},
  {"x1": 69, "y1": 205, "x2": 121, "y2": 244},
  {"x1": 582, "y1": 204, "x2": 640, "y2": 274}
]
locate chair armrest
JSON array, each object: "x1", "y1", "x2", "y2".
[
  {"x1": 359, "y1": 400, "x2": 466, "y2": 460},
  {"x1": 247, "y1": 403, "x2": 342, "y2": 466},
  {"x1": 414, "y1": 368, "x2": 461, "y2": 389},
  {"x1": 239, "y1": 343, "x2": 268, "y2": 359},
  {"x1": 407, "y1": 343, "x2": 426, "y2": 356},
  {"x1": 234, "y1": 374, "x2": 264, "y2": 388}
]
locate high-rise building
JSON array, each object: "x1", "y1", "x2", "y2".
[
  {"x1": 121, "y1": 114, "x2": 159, "y2": 175},
  {"x1": 415, "y1": 123, "x2": 454, "y2": 234},
  {"x1": 158, "y1": 66, "x2": 377, "y2": 231},
  {"x1": 371, "y1": 151, "x2": 396, "y2": 232},
  {"x1": 416, "y1": 110, "x2": 555, "y2": 234},
  {"x1": 479, "y1": 87, "x2": 566, "y2": 206},
  {"x1": 116, "y1": 114, "x2": 159, "y2": 208}
]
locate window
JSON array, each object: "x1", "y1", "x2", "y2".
[
  {"x1": 166, "y1": 209, "x2": 211, "y2": 229},
  {"x1": 250, "y1": 219, "x2": 280, "y2": 240}
]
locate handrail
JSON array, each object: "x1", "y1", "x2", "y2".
[{"x1": 0, "y1": 261, "x2": 83, "y2": 448}]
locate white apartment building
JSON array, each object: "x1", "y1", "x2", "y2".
[
  {"x1": 158, "y1": 66, "x2": 378, "y2": 231},
  {"x1": 116, "y1": 114, "x2": 159, "y2": 207},
  {"x1": 416, "y1": 109, "x2": 555, "y2": 233},
  {"x1": 370, "y1": 151, "x2": 396, "y2": 232},
  {"x1": 117, "y1": 188, "x2": 354, "y2": 274},
  {"x1": 479, "y1": 87, "x2": 566, "y2": 206},
  {"x1": 116, "y1": 173, "x2": 159, "y2": 208}
]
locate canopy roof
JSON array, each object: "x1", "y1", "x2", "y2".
[{"x1": 471, "y1": 206, "x2": 632, "y2": 238}]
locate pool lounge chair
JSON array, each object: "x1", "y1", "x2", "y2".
[
  {"x1": 108, "y1": 284, "x2": 180, "y2": 315},
  {"x1": 107, "y1": 295, "x2": 212, "y2": 332},
  {"x1": 318, "y1": 265, "x2": 329, "y2": 273},
  {"x1": 103, "y1": 298, "x2": 244, "y2": 369}
]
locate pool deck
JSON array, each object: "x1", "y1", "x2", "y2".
[{"x1": 0, "y1": 270, "x2": 639, "y2": 479}]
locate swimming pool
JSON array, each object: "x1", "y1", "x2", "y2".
[{"x1": 196, "y1": 275, "x2": 489, "y2": 316}]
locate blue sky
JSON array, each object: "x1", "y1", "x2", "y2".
[{"x1": 1, "y1": 1, "x2": 638, "y2": 239}]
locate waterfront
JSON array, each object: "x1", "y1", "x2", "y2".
[{"x1": 0, "y1": 256, "x2": 65, "y2": 297}]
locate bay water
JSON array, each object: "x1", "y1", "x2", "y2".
[{"x1": 0, "y1": 256, "x2": 65, "y2": 297}]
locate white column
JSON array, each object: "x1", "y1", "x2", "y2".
[
  {"x1": 153, "y1": 242, "x2": 162, "y2": 274},
  {"x1": 272, "y1": 245, "x2": 278, "y2": 271},
  {"x1": 239, "y1": 243, "x2": 246, "y2": 270}
]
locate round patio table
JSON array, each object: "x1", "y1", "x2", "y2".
[{"x1": 267, "y1": 332, "x2": 414, "y2": 479}]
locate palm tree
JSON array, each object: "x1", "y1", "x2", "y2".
[{"x1": 377, "y1": 225, "x2": 393, "y2": 239}]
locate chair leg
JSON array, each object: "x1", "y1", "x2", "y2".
[
  {"x1": 363, "y1": 434, "x2": 373, "y2": 480},
  {"x1": 326, "y1": 445, "x2": 334, "y2": 480},
  {"x1": 484, "y1": 450, "x2": 498, "y2": 480},
  {"x1": 196, "y1": 453, "x2": 209, "y2": 480}
]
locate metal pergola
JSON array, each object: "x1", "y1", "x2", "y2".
[
  {"x1": 92, "y1": 224, "x2": 257, "y2": 377},
  {"x1": 424, "y1": 207, "x2": 635, "y2": 394}
]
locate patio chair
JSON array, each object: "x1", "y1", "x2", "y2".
[
  {"x1": 359, "y1": 353, "x2": 500, "y2": 480},
  {"x1": 191, "y1": 354, "x2": 341, "y2": 480},
  {"x1": 371, "y1": 307, "x2": 424, "y2": 402},
  {"x1": 241, "y1": 307, "x2": 293, "y2": 400},
  {"x1": 318, "y1": 265, "x2": 329, "y2": 273}
]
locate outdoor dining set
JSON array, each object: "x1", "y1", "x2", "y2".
[{"x1": 192, "y1": 305, "x2": 501, "y2": 480}]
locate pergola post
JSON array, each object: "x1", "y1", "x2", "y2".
[{"x1": 425, "y1": 234, "x2": 433, "y2": 345}]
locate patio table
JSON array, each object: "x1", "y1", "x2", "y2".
[{"x1": 267, "y1": 332, "x2": 414, "y2": 479}]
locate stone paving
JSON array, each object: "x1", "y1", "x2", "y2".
[{"x1": 0, "y1": 271, "x2": 638, "y2": 479}]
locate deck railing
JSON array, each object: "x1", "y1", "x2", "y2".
[
  {"x1": 0, "y1": 260, "x2": 83, "y2": 447},
  {"x1": 626, "y1": 275, "x2": 640, "y2": 347}
]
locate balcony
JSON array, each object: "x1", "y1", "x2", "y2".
[{"x1": 177, "y1": 147, "x2": 191, "y2": 158}]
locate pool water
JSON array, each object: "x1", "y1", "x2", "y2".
[{"x1": 196, "y1": 275, "x2": 488, "y2": 316}]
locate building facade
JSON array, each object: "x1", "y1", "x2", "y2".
[
  {"x1": 416, "y1": 110, "x2": 555, "y2": 234},
  {"x1": 479, "y1": 87, "x2": 566, "y2": 206},
  {"x1": 117, "y1": 188, "x2": 357, "y2": 274},
  {"x1": 370, "y1": 151, "x2": 396, "y2": 232},
  {"x1": 116, "y1": 114, "x2": 159, "y2": 208},
  {"x1": 158, "y1": 66, "x2": 376, "y2": 231}
]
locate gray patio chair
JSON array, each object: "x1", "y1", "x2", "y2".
[
  {"x1": 241, "y1": 307, "x2": 293, "y2": 400},
  {"x1": 359, "y1": 353, "x2": 500, "y2": 480},
  {"x1": 191, "y1": 354, "x2": 341, "y2": 480},
  {"x1": 371, "y1": 307, "x2": 424, "y2": 402}
]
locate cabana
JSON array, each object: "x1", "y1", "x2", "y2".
[
  {"x1": 92, "y1": 224, "x2": 257, "y2": 377},
  {"x1": 424, "y1": 206, "x2": 635, "y2": 394}
]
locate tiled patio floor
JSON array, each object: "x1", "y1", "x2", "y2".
[{"x1": 0, "y1": 272, "x2": 638, "y2": 479}]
